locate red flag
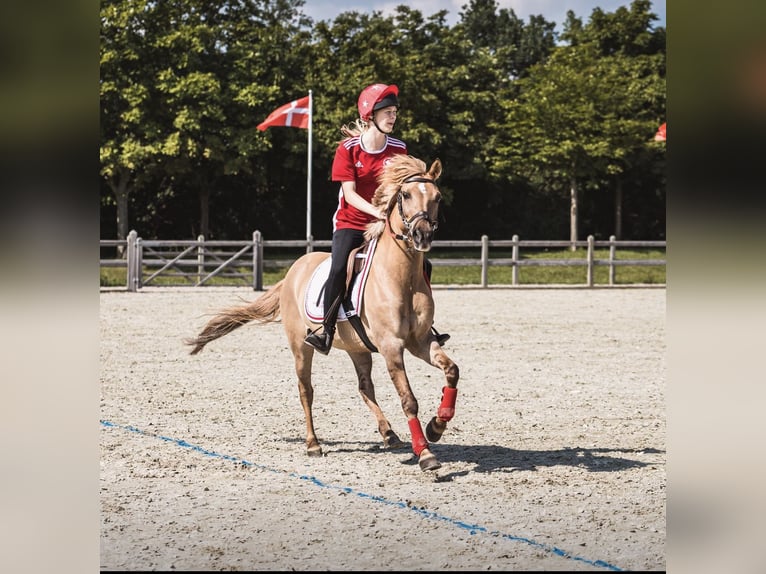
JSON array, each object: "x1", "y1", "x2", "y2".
[
  {"x1": 654, "y1": 122, "x2": 666, "y2": 141},
  {"x1": 257, "y1": 96, "x2": 310, "y2": 131}
]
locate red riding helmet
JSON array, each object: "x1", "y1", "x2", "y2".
[{"x1": 357, "y1": 83, "x2": 399, "y2": 121}]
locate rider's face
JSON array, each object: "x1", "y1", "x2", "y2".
[{"x1": 374, "y1": 106, "x2": 398, "y2": 126}]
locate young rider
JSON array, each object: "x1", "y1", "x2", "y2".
[{"x1": 304, "y1": 83, "x2": 449, "y2": 355}]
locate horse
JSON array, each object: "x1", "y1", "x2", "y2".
[{"x1": 185, "y1": 155, "x2": 460, "y2": 472}]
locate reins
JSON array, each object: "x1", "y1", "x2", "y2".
[{"x1": 387, "y1": 175, "x2": 440, "y2": 244}]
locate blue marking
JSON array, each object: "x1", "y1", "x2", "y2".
[{"x1": 101, "y1": 419, "x2": 623, "y2": 571}]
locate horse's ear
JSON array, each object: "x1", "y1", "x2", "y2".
[{"x1": 429, "y1": 158, "x2": 442, "y2": 181}]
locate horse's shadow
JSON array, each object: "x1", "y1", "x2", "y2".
[
  {"x1": 283, "y1": 437, "x2": 663, "y2": 480},
  {"x1": 426, "y1": 443, "x2": 663, "y2": 481}
]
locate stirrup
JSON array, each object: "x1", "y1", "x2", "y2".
[
  {"x1": 431, "y1": 326, "x2": 450, "y2": 346},
  {"x1": 304, "y1": 328, "x2": 333, "y2": 355}
]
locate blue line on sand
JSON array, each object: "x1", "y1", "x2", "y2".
[{"x1": 101, "y1": 419, "x2": 622, "y2": 571}]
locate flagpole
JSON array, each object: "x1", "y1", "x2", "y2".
[{"x1": 306, "y1": 90, "x2": 313, "y2": 249}]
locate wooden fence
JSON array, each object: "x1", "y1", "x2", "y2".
[{"x1": 99, "y1": 230, "x2": 666, "y2": 292}]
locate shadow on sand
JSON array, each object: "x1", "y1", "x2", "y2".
[{"x1": 283, "y1": 436, "x2": 663, "y2": 479}]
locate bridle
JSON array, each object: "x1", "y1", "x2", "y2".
[{"x1": 387, "y1": 175, "x2": 440, "y2": 244}]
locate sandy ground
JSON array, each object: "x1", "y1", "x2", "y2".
[{"x1": 100, "y1": 285, "x2": 665, "y2": 571}]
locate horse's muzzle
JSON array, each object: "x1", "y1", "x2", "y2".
[{"x1": 412, "y1": 225, "x2": 434, "y2": 252}]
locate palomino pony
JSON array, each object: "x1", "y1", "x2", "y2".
[{"x1": 185, "y1": 155, "x2": 459, "y2": 472}]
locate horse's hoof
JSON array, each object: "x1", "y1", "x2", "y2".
[
  {"x1": 425, "y1": 416, "x2": 445, "y2": 443},
  {"x1": 418, "y1": 448, "x2": 442, "y2": 472},
  {"x1": 307, "y1": 446, "x2": 323, "y2": 457},
  {"x1": 383, "y1": 430, "x2": 407, "y2": 449}
]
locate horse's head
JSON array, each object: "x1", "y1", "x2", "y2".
[{"x1": 367, "y1": 155, "x2": 443, "y2": 252}]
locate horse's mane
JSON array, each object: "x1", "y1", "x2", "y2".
[{"x1": 365, "y1": 155, "x2": 428, "y2": 241}]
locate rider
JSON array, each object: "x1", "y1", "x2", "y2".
[{"x1": 304, "y1": 83, "x2": 450, "y2": 355}]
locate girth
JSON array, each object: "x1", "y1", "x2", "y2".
[{"x1": 343, "y1": 242, "x2": 378, "y2": 353}]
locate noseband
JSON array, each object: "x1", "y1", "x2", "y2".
[{"x1": 388, "y1": 175, "x2": 440, "y2": 244}]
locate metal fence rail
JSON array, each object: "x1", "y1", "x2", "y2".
[{"x1": 100, "y1": 230, "x2": 666, "y2": 291}]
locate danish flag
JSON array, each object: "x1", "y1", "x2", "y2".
[
  {"x1": 257, "y1": 96, "x2": 310, "y2": 130},
  {"x1": 654, "y1": 122, "x2": 666, "y2": 142}
]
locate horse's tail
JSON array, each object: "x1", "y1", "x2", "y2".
[{"x1": 185, "y1": 280, "x2": 284, "y2": 355}]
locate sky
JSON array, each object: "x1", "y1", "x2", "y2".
[{"x1": 300, "y1": 0, "x2": 666, "y2": 31}]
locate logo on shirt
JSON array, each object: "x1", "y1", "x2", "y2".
[{"x1": 355, "y1": 161, "x2": 364, "y2": 168}]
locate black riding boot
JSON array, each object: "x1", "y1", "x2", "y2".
[
  {"x1": 304, "y1": 321, "x2": 336, "y2": 355},
  {"x1": 431, "y1": 325, "x2": 450, "y2": 346},
  {"x1": 304, "y1": 293, "x2": 342, "y2": 355},
  {"x1": 423, "y1": 259, "x2": 450, "y2": 346}
]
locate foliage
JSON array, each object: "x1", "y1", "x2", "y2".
[
  {"x1": 490, "y1": 0, "x2": 665, "y2": 241},
  {"x1": 100, "y1": 0, "x2": 665, "y2": 243}
]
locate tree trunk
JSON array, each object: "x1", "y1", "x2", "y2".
[
  {"x1": 569, "y1": 177, "x2": 578, "y2": 251},
  {"x1": 108, "y1": 169, "x2": 131, "y2": 258},
  {"x1": 614, "y1": 178, "x2": 623, "y2": 240},
  {"x1": 198, "y1": 187, "x2": 210, "y2": 239}
]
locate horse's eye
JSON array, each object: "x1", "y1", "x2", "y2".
[
  {"x1": 435, "y1": 194, "x2": 442, "y2": 203},
  {"x1": 401, "y1": 191, "x2": 411, "y2": 200}
]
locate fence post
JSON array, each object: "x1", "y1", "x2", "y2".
[
  {"x1": 253, "y1": 230, "x2": 263, "y2": 291},
  {"x1": 196, "y1": 234, "x2": 205, "y2": 284},
  {"x1": 126, "y1": 230, "x2": 138, "y2": 292},
  {"x1": 608, "y1": 235, "x2": 616, "y2": 286},
  {"x1": 586, "y1": 235, "x2": 594, "y2": 287},
  {"x1": 197, "y1": 234, "x2": 205, "y2": 280},
  {"x1": 481, "y1": 235, "x2": 489, "y2": 288},
  {"x1": 512, "y1": 234, "x2": 519, "y2": 286},
  {"x1": 306, "y1": 234, "x2": 313, "y2": 254}
]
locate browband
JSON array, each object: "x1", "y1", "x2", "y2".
[{"x1": 402, "y1": 176, "x2": 435, "y2": 184}]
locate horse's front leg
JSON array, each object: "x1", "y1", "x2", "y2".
[
  {"x1": 411, "y1": 342, "x2": 460, "y2": 443},
  {"x1": 347, "y1": 351, "x2": 405, "y2": 449},
  {"x1": 382, "y1": 349, "x2": 442, "y2": 472}
]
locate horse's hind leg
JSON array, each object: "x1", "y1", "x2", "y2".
[
  {"x1": 348, "y1": 351, "x2": 405, "y2": 449},
  {"x1": 412, "y1": 344, "x2": 460, "y2": 443},
  {"x1": 291, "y1": 345, "x2": 322, "y2": 456}
]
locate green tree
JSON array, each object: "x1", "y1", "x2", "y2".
[
  {"x1": 100, "y1": 0, "x2": 163, "y2": 248},
  {"x1": 100, "y1": 0, "x2": 310, "y2": 243},
  {"x1": 561, "y1": 0, "x2": 665, "y2": 239},
  {"x1": 459, "y1": 0, "x2": 556, "y2": 78},
  {"x1": 492, "y1": 1, "x2": 665, "y2": 245},
  {"x1": 561, "y1": 0, "x2": 665, "y2": 57}
]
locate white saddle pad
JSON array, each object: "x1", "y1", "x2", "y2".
[{"x1": 304, "y1": 238, "x2": 378, "y2": 322}]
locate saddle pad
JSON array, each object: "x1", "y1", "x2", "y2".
[{"x1": 304, "y1": 238, "x2": 378, "y2": 322}]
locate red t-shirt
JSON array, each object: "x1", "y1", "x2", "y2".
[{"x1": 330, "y1": 135, "x2": 407, "y2": 231}]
